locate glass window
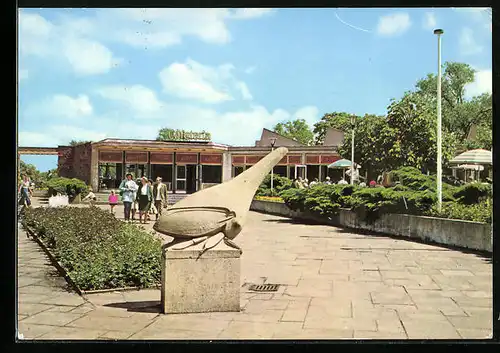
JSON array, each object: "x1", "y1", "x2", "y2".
[{"x1": 202, "y1": 165, "x2": 222, "y2": 184}]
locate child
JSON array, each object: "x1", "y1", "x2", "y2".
[{"x1": 108, "y1": 190, "x2": 118, "y2": 215}]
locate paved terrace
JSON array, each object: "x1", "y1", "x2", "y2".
[{"x1": 18, "y1": 203, "x2": 492, "y2": 340}]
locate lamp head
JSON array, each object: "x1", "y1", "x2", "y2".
[{"x1": 434, "y1": 29, "x2": 444, "y2": 35}]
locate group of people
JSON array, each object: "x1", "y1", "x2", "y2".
[
  {"x1": 292, "y1": 175, "x2": 380, "y2": 189},
  {"x1": 118, "y1": 174, "x2": 168, "y2": 224}
]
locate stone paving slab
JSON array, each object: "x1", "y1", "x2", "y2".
[{"x1": 17, "y1": 208, "x2": 493, "y2": 340}]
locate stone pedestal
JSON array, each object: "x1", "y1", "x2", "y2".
[{"x1": 161, "y1": 239, "x2": 241, "y2": 314}]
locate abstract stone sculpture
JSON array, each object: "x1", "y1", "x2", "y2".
[{"x1": 154, "y1": 147, "x2": 289, "y2": 255}]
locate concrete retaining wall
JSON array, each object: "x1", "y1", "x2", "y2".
[{"x1": 250, "y1": 200, "x2": 492, "y2": 253}]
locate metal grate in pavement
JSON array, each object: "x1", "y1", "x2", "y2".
[{"x1": 248, "y1": 283, "x2": 280, "y2": 292}]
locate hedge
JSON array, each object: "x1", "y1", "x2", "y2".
[
  {"x1": 256, "y1": 174, "x2": 293, "y2": 197},
  {"x1": 279, "y1": 182, "x2": 491, "y2": 224},
  {"x1": 21, "y1": 206, "x2": 162, "y2": 291},
  {"x1": 46, "y1": 177, "x2": 89, "y2": 201}
]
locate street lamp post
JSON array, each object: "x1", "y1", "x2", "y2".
[
  {"x1": 434, "y1": 28, "x2": 443, "y2": 212},
  {"x1": 270, "y1": 137, "x2": 277, "y2": 194},
  {"x1": 350, "y1": 115, "x2": 355, "y2": 185}
]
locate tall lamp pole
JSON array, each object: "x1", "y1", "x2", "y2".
[
  {"x1": 270, "y1": 137, "x2": 277, "y2": 194},
  {"x1": 434, "y1": 28, "x2": 443, "y2": 212},
  {"x1": 350, "y1": 115, "x2": 355, "y2": 185}
]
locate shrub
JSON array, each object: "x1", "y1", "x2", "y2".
[
  {"x1": 427, "y1": 199, "x2": 492, "y2": 223},
  {"x1": 21, "y1": 206, "x2": 162, "y2": 290},
  {"x1": 46, "y1": 177, "x2": 89, "y2": 200},
  {"x1": 453, "y1": 183, "x2": 492, "y2": 205},
  {"x1": 254, "y1": 196, "x2": 284, "y2": 203},
  {"x1": 256, "y1": 175, "x2": 293, "y2": 197}
]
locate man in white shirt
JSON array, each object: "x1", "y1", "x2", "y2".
[
  {"x1": 152, "y1": 177, "x2": 168, "y2": 220},
  {"x1": 119, "y1": 173, "x2": 138, "y2": 222},
  {"x1": 338, "y1": 178, "x2": 348, "y2": 185}
]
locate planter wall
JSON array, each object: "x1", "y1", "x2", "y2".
[{"x1": 250, "y1": 200, "x2": 492, "y2": 253}]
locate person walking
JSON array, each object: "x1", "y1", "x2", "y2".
[
  {"x1": 108, "y1": 190, "x2": 118, "y2": 215},
  {"x1": 82, "y1": 187, "x2": 97, "y2": 206},
  {"x1": 119, "y1": 173, "x2": 138, "y2": 222},
  {"x1": 136, "y1": 177, "x2": 153, "y2": 224},
  {"x1": 18, "y1": 175, "x2": 32, "y2": 209},
  {"x1": 152, "y1": 176, "x2": 168, "y2": 221}
]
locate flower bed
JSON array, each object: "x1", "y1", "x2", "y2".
[
  {"x1": 254, "y1": 196, "x2": 284, "y2": 203},
  {"x1": 21, "y1": 206, "x2": 162, "y2": 291}
]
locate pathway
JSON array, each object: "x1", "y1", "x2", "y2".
[{"x1": 17, "y1": 207, "x2": 493, "y2": 340}]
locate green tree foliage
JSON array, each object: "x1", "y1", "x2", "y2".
[
  {"x1": 273, "y1": 119, "x2": 314, "y2": 145},
  {"x1": 69, "y1": 140, "x2": 92, "y2": 146},
  {"x1": 313, "y1": 112, "x2": 358, "y2": 145},
  {"x1": 19, "y1": 160, "x2": 40, "y2": 182}
]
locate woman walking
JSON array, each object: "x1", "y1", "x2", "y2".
[{"x1": 136, "y1": 177, "x2": 153, "y2": 224}]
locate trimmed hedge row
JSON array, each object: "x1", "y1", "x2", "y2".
[
  {"x1": 21, "y1": 206, "x2": 162, "y2": 291},
  {"x1": 274, "y1": 167, "x2": 492, "y2": 224}
]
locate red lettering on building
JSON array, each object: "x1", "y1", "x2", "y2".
[
  {"x1": 246, "y1": 155, "x2": 264, "y2": 164},
  {"x1": 320, "y1": 155, "x2": 341, "y2": 164},
  {"x1": 287, "y1": 155, "x2": 302, "y2": 165},
  {"x1": 176, "y1": 153, "x2": 198, "y2": 164},
  {"x1": 306, "y1": 155, "x2": 320, "y2": 164},
  {"x1": 125, "y1": 151, "x2": 148, "y2": 164},
  {"x1": 200, "y1": 154, "x2": 222, "y2": 165},
  {"x1": 150, "y1": 153, "x2": 173, "y2": 164},
  {"x1": 99, "y1": 150, "x2": 123, "y2": 163},
  {"x1": 232, "y1": 156, "x2": 245, "y2": 165}
]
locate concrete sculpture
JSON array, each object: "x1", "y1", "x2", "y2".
[{"x1": 154, "y1": 147, "x2": 289, "y2": 255}]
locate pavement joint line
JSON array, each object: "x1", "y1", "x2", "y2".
[{"x1": 301, "y1": 297, "x2": 312, "y2": 330}]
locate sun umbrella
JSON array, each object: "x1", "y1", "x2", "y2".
[
  {"x1": 327, "y1": 159, "x2": 361, "y2": 169},
  {"x1": 449, "y1": 149, "x2": 492, "y2": 165}
]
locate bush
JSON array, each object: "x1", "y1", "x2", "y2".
[
  {"x1": 46, "y1": 177, "x2": 89, "y2": 200},
  {"x1": 389, "y1": 167, "x2": 456, "y2": 201},
  {"x1": 427, "y1": 199, "x2": 492, "y2": 223},
  {"x1": 256, "y1": 175, "x2": 293, "y2": 197},
  {"x1": 453, "y1": 183, "x2": 492, "y2": 205},
  {"x1": 21, "y1": 206, "x2": 162, "y2": 290}
]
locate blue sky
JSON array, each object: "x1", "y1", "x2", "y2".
[{"x1": 18, "y1": 8, "x2": 492, "y2": 172}]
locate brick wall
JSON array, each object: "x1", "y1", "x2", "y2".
[{"x1": 57, "y1": 143, "x2": 92, "y2": 185}]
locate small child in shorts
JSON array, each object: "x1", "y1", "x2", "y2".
[{"x1": 108, "y1": 190, "x2": 118, "y2": 215}]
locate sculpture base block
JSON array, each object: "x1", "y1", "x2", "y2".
[{"x1": 161, "y1": 240, "x2": 241, "y2": 314}]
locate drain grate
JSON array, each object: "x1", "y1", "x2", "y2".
[{"x1": 248, "y1": 283, "x2": 280, "y2": 292}]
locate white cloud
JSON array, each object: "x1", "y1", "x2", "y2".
[
  {"x1": 26, "y1": 94, "x2": 93, "y2": 119},
  {"x1": 465, "y1": 69, "x2": 492, "y2": 98},
  {"x1": 229, "y1": 9, "x2": 274, "y2": 20},
  {"x1": 18, "y1": 131, "x2": 56, "y2": 147},
  {"x1": 19, "y1": 126, "x2": 107, "y2": 147},
  {"x1": 159, "y1": 59, "x2": 252, "y2": 104},
  {"x1": 376, "y1": 13, "x2": 411, "y2": 36},
  {"x1": 63, "y1": 38, "x2": 122, "y2": 76},
  {"x1": 19, "y1": 69, "x2": 29, "y2": 81},
  {"x1": 459, "y1": 27, "x2": 483, "y2": 55},
  {"x1": 244, "y1": 66, "x2": 256, "y2": 74},
  {"x1": 96, "y1": 85, "x2": 164, "y2": 113},
  {"x1": 19, "y1": 11, "x2": 122, "y2": 76},
  {"x1": 422, "y1": 12, "x2": 437, "y2": 30},
  {"x1": 292, "y1": 106, "x2": 320, "y2": 127},
  {"x1": 53, "y1": 8, "x2": 274, "y2": 50},
  {"x1": 236, "y1": 82, "x2": 253, "y2": 100}
]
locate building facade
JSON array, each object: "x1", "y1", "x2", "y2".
[{"x1": 21, "y1": 128, "x2": 346, "y2": 193}]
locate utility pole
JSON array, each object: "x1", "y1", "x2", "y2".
[{"x1": 434, "y1": 28, "x2": 444, "y2": 212}]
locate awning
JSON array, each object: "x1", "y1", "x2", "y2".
[{"x1": 449, "y1": 149, "x2": 492, "y2": 165}]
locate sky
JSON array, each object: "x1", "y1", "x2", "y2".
[{"x1": 18, "y1": 7, "x2": 492, "y2": 172}]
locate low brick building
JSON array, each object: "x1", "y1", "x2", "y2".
[{"x1": 20, "y1": 128, "x2": 347, "y2": 193}]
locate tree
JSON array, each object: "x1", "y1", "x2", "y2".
[
  {"x1": 415, "y1": 62, "x2": 491, "y2": 148},
  {"x1": 313, "y1": 112, "x2": 360, "y2": 145},
  {"x1": 69, "y1": 140, "x2": 91, "y2": 146},
  {"x1": 273, "y1": 119, "x2": 314, "y2": 145}
]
